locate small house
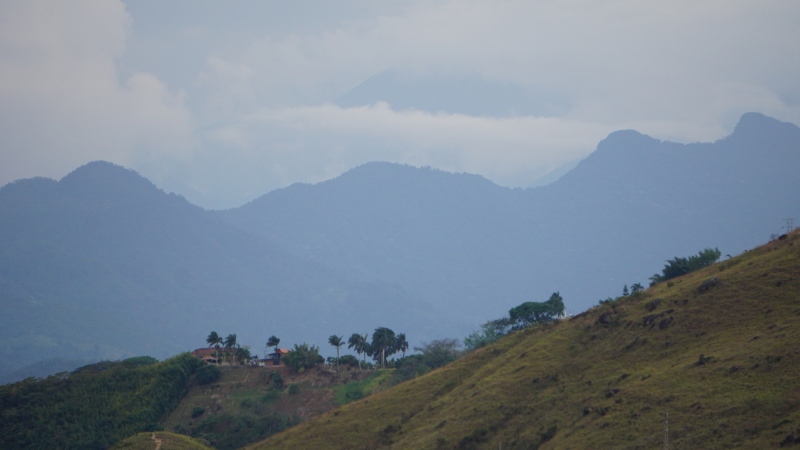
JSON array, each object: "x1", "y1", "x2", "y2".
[{"x1": 265, "y1": 348, "x2": 289, "y2": 365}]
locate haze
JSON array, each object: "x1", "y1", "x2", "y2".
[{"x1": 1, "y1": 0, "x2": 799, "y2": 208}]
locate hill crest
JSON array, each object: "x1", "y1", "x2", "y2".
[{"x1": 251, "y1": 230, "x2": 800, "y2": 449}]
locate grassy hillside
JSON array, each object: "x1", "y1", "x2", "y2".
[
  {"x1": 162, "y1": 365, "x2": 390, "y2": 449},
  {"x1": 250, "y1": 230, "x2": 800, "y2": 449},
  {"x1": 111, "y1": 432, "x2": 213, "y2": 450}
]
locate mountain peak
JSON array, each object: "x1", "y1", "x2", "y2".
[
  {"x1": 731, "y1": 112, "x2": 797, "y2": 138},
  {"x1": 58, "y1": 161, "x2": 177, "y2": 207}
]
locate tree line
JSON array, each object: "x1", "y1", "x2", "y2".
[
  {"x1": 463, "y1": 292, "x2": 566, "y2": 351},
  {"x1": 203, "y1": 327, "x2": 409, "y2": 373}
]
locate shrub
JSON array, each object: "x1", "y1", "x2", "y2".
[
  {"x1": 191, "y1": 407, "x2": 205, "y2": 418},
  {"x1": 196, "y1": 364, "x2": 222, "y2": 385},
  {"x1": 288, "y1": 384, "x2": 300, "y2": 395},
  {"x1": 268, "y1": 371, "x2": 284, "y2": 389}
]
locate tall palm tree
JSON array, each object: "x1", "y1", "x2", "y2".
[
  {"x1": 371, "y1": 327, "x2": 396, "y2": 369},
  {"x1": 328, "y1": 335, "x2": 344, "y2": 372},
  {"x1": 224, "y1": 333, "x2": 237, "y2": 365},
  {"x1": 347, "y1": 333, "x2": 366, "y2": 370},
  {"x1": 207, "y1": 331, "x2": 223, "y2": 364},
  {"x1": 395, "y1": 333, "x2": 409, "y2": 359}
]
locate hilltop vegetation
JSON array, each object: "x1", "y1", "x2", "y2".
[{"x1": 251, "y1": 230, "x2": 800, "y2": 449}]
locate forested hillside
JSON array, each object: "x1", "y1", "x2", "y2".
[{"x1": 0, "y1": 354, "x2": 200, "y2": 449}]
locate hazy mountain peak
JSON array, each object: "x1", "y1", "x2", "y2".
[
  {"x1": 58, "y1": 160, "x2": 191, "y2": 208},
  {"x1": 729, "y1": 112, "x2": 800, "y2": 142},
  {"x1": 60, "y1": 160, "x2": 155, "y2": 191},
  {"x1": 595, "y1": 129, "x2": 659, "y2": 153}
]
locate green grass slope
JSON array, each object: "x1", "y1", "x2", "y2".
[
  {"x1": 111, "y1": 431, "x2": 213, "y2": 450},
  {"x1": 250, "y1": 230, "x2": 800, "y2": 449}
]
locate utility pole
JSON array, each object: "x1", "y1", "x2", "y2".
[{"x1": 786, "y1": 218, "x2": 796, "y2": 233}]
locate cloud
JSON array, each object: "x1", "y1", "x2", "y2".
[
  {"x1": 0, "y1": 0, "x2": 193, "y2": 186},
  {"x1": 2, "y1": 0, "x2": 799, "y2": 208}
]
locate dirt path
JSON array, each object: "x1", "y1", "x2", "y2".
[{"x1": 151, "y1": 432, "x2": 162, "y2": 450}]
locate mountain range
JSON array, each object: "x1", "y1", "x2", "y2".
[{"x1": 0, "y1": 112, "x2": 798, "y2": 383}]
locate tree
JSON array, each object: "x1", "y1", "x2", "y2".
[
  {"x1": 508, "y1": 292, "x2": 565, "y2": 330},
  {"x1": 282, "y1": 343, "x2": 322, "y2": 373},
  {"x1": 348, "y1": 333, "x2": 369, "y2": 370},
  {"x1": 630, "y1": 283, "x2": 644, "y2": 294},
  {"x1": 235, "y1": 345, "x2": 251, "y2": 365},
  {"x1": 371, "y1": 327, "x2": 397, "y2": 368},
  {"x1": 223, "y1": 334, "x2": 237, "y2": 365},
  {"x1": 415, "y1": 338, "x2": 461, "y2": 369},
  {"x1": 328, "y1": 335, "x2": 344, "y2": 372},
  {"x1": 650, "y1": 247, "x2": 722, "y2": 285},
  {"x1": 196, "y1": 364, "x2": 221, "y2": 384},
  {"x1": 266, "y1": 335, "x2": 280, "y2": 357},
  {"x1": 464, "y1": 322, "x2": 502, "y2": 351},
  {"x1": 395, "y1": 333, "x2": 409, "y2": 359},
  {"x1": 622, "y1": 284, "x2": 630, "y2": 296},
  {"x1": 206, "y1": 331, "x2": 223, "y2": 363}
]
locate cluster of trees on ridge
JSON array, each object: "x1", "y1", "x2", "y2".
[
  {"x1": 201, "y1": 327, "x2": 409, "y2": 373},
  {"x1": 463, "y1": 292, "x2": 566, "y2": 351},
  {"x1": 649, "y1": 247, "x2": 721, "y2": 285}
]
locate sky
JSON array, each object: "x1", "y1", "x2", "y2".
[{"x1": 1, "y1": 0, "x2": 799, "y2": 209}]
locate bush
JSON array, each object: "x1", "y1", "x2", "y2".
[
  {"x1": 196, "y1": 364, "x2": 222, "y2": 385},
  {"x1": 191, "y1": 407, "x2": 205, "y2": 418},
  {"x1": 282, "y1": 343, "x2": 323, "y2": 373},
  {"x1": 268, "y1": 371, "x2": 284, "y2": 389},
  {"x1": 288, "y1": 384, "x2": 300, "y2": 395}
]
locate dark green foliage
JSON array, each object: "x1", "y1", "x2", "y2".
[
  {"x1": 120, "y1": 356, "x2": 159, "y2": 367},
  {"x1": 415, "y1": 338, "x2": 462, "y2": 369},
  {"x1": 650, "y1": 247, "x2": 722, "y2": 285},
  {"x1": 282, "y1": 343, "x2": 323, "y2": 373},
  {"x1": 392, "y1": 355, "x2": 431, "y2": 384},
  {"x1": 195, "y1": 364, "x2": 222, "y2": 385},
  {"x1": 370, "y1": 327, "x2": 397, "y2": 368},
  {"x1": 191, "y1": 406, "x2": 205, "y2": 418},
  {"x1": 0, "y1": 353, "x2": 200, "y2": 449},
  {"x1": 336, "y1": 380, "x2": 367, "y2": 404},
  {"x1": 508, "y1": 292, "x2": 565, "y2": 330},
  {"x1": 266, "y1": 335, "x2": 280, "y2": 352},
  {"x1": 288, "y1": 383, "x2": 300, "y2": 395},
  {"x1": 463, "y1": 322, "x2": 502, "y2": 351},
  {"x1": 338, "y1": 354, "x2": 359, "y2": 368},
  {"x1": 190, "y1": 412, "x2": 295, "y2": 450},
  {"x1": 268, "y1": 370, "x2": 284, "y2": 389}
]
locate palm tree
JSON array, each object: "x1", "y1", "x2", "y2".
[
  {"x1": 224, "y1": 333, "x2": 237, "y2": 365},
  {"x1": 328, "y1": 335, "x2": 344, "y2": 372},
  {"x1": 371, "y1": 327, "x2": 396, "y2": 369},
  {"x1": 266, "y1": 335, "x2": 280, "y2": 363},
  {"x1": 395, "y1": 333, "x2": 409, "y2": 359},
  {"x1": 347, "y1": 333, "x2": 367, "y2": 370},
  {"x1": 207, "y1": 331, "x2": 223, "y2": 364}
]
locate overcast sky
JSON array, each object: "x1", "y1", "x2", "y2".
[{"x1": 2, "y1": 0, "x2": 799, "y2": 208}]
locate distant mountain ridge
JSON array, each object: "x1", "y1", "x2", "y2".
[
  {"x1": 0, "y1": 162, "x2": 435, "y2": 384},
  {"x1": 219, "y1": 112, "x2": 800, "y2": 322},
  {"x1": 1, "y1": 112, "x2": 798, "y2": 383}
]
